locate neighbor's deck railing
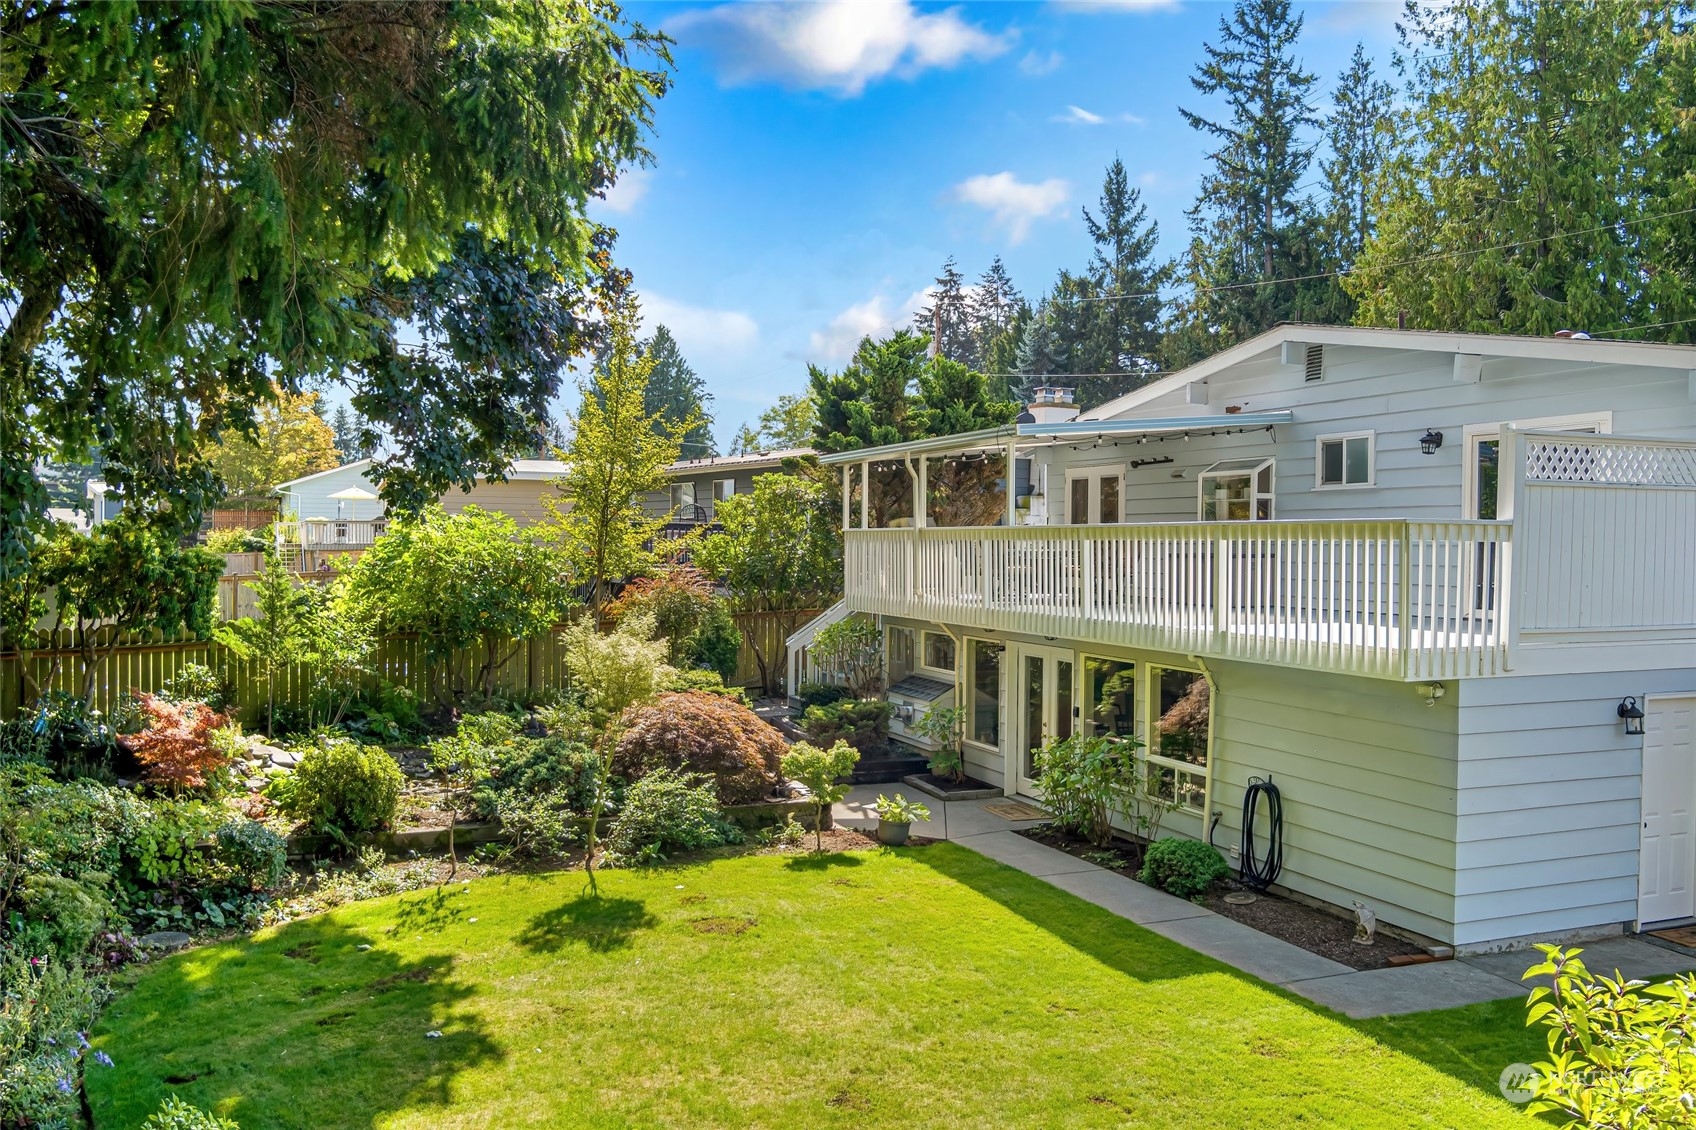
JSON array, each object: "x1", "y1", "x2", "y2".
[
  {"x1": 845, "y1": 520, "x2": 1513, "y2": 681},
  {"x1": 275, "y1": 516, "x2": 387, "y2": 549}
]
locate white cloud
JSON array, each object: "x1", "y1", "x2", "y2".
[
  {"x1": 669, "y1": 1, "x2": 1012, "y2": 96},
  {"x1": 639, "y1": 294, "x2": 759, "y2": 361},
  {"x1": 807, "y1": 288, "x2": 934, "y2": 363},
  {"x1": 949, "y1": 172, "x2": 1070, "y2": 244},
  {"x1": 596, "y1": 168, "x2": 650, "y2": 214},
  {"x1": 1019, "y1": 49, "x2": 1064, "y2": 76},
  {"x1": 1054, "y1": 104, "x2": 1105, "y2": 125}
]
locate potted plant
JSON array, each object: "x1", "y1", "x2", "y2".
[{"x1": 871, "y1": 793, "x2": 931, "y2": 846}]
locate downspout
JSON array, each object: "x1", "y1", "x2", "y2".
[{"x1": 1188, "y1": 655, "x2": 1221, "y2": 847}]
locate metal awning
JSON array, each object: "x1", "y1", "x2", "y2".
[{"x1": 816, "y1": 412, "x2": 1292, "y2": 465}]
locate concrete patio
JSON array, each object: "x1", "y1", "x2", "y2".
[{"x1": 834, "y1": 785, "x2": 1696, "y2": 1019}]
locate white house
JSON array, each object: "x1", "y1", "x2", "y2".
[
  {"x1": 797, "y1": 324, "x2": 1696, "y2": 954},
  {"x1": 272, "y1": 457, "x2": 568, "y2": 564}
]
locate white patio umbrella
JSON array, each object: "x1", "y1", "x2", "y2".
[{"x1": 328, "y1": 485, "x2": 378, "y2": 520}]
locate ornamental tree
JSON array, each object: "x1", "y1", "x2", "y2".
[
  {"x1": 348, "y1": 506, "x2": 572, "y2": 703},
  {"x1": 121, "y1": 694, "x2": 231, "y2": 794},
  {"x1": 693, "y1": 476, "x2": 841, "y2": 696},
  {"x1": 204, "y1": 387, "x2": 341, "y2": 503}
]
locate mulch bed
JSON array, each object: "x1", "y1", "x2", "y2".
[
  {"x1": 905, "y1": 772, "x2": 998, "y2": 796},
  {"x1": 1016, "y1": 824, "x2": 1428, "y2": 971}
]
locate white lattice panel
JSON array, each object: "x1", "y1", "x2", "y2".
[{"x1": 1524, "y1": 435, "x2": 1696, "y2": 487}]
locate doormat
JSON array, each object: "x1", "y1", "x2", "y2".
[
  {"x1": 982, "y1": 802, "x2": 1050, "y2": 821},
  {"x1": 1648, "y1": 926, "x2": 1696, "y2": 948}
]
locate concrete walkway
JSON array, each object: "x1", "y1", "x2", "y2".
[{"x1": 835, "y1": 785, "x2": 1695, "y2": 1019}]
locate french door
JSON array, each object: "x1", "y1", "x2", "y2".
[
  {"x1": 1009, "y1": 645, "x2": 1076, "y2": 796},
  {"x1": 1067, "y1": 466, "x2": 1123, "y2": 525}
]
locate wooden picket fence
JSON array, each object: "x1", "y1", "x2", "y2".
[{"x1": 0, "y1": 611, "x2": 815, "y2": 726}]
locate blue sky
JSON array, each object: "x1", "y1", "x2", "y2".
[{"x1": 596, "y1": 0, "x2": 1406, "y2": 450}]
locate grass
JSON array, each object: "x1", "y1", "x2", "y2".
[{"x1": 89, "y1": 844, "x2": 1544, "y2": 1129}]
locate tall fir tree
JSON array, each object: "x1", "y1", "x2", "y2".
[
  {"x1": 911, "y1": 257, "x2": 976, "y2": 367},
  {"x1": 1346, "y1": 0, "x2": 1695, "y2": 340},
  {"x1": 1321, "y1": 44, "x2": 1396, "y2": 267},
  {"x1": 1169, "y1": 0, "x2": 1321, "y2": 364},
  {"x1": 637, "y1": 324, "x2": 717, "y2": 457},
  {"x1": 1071, "y1": 157, "x2": 1172, "y2": 407},
  {"x1": 970, "y1": 257, "x2": 1029, "y2": 401}
]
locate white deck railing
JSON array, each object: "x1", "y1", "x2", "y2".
[
  {"x1": 276, "y1": 517, "x2": 387, "y2": 550},
  {"x1": 845, "y1": 520, "x2": 1513, "y2": 681}
]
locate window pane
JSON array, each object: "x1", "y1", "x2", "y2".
[
  {"x1": 1155, "y1": 669, "x2": 1209, "y2": 769},
  {"x1": 1344, "y1": 437, "x2": 1369, "y2": 484},
  {"x1": 1475, "y1": 439, "x2": 1499, "y2": 519},
  {"x1": 1070, "y1": 477, "x2": 1089, "y2": 524},
  {"x1": 1085, "y1": 657, "x2": 1135, "y2": 737},
  {"x1": 714, "y1": 478, "x2": 735, "y2": 501},
  {"x1": 1321, "y1": 440, "x2": 1343, "y2": 485},
  {"x1": 1056, "y1": 660, "x2": 1074, "y2": 742},
  {"x1": 970, "y1": 640, "x2": 1000, "y2": 746},
  {"x1": 1023, "y1": 656, "x2": 1045, "y2": 777},
  {"x1": 1257, "y1": 464, "x2": 1273, "y2": 494},
  {"x1": 1099, "y1": 476, "x2": 1120, "y2": 523},
  {"x1": 888, "y1": 628, "x2": 915, "y2": 683},
  {"x1": 923, "y1": 632, "x2": 956, "y2": 672}
]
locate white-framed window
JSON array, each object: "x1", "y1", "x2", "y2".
[
  {"x1": 670, "y1": 482, "x2": 697, "y2": 515},
  {"x1": 1315, "y1": 431, "x2": 1374, "y2": 489},
  {"x1": 1082, "y1": 655, "x2": 1136, "y2": 739},
  {"x1": 713, "y1": 478, "x2": 736, "y2": 503},
  {"x1": 1198, "y1": 457, "x2": 1275, "y2": 521},
  {"x1": 887, "y1": 625, "x2": 916, "y2": 684},
  {"x1": 964, "y1": 637, "x2": 1002, "y2": 749},
  {"x1": 1146, "y1": 666, "x2": 1209, "y2": 812},
  {"x1": 921, "y1": 631, "x2": 956, "y2": 676}
]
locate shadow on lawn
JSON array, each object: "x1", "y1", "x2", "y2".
[
  {"x1": 517, "y1": 894, "x2": 657, "y2": 953},
  {"x1": 782, "y1": 850, "x2": 865, "y2": 873},
  {"x1": 88, "y1": 915, "x2": 502, "y2": 1130},
  {"x1": 903, "y1": 841, "x2": 1543, "y2": 1105}
]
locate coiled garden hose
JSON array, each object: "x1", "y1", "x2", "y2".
[{"x1": 1239, "y1": 775, "x2": 1283, "y2": 891}]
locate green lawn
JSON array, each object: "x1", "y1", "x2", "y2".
[{"x1": 90, "y1": 845, "x2": 1542, "y2": 1129}]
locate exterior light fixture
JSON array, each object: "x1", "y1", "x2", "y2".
[
  {"x1": 1417, "y1": 682, "x2": 1445, "y2": 706},
  {"x1": 1618, "y1": 696, "x2": 1645, "y2": 736},
  {"x1": 1420, "y1": 429, "x2": 1445, "y2": 455}
]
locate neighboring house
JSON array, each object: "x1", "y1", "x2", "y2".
[
  {"x1": 796, "y1": 324, "x2": 1696, "y2": 954},
  {"x1": 85, "y1": 480, "x2": 124, "y2": 525},
  {"x1": 272, "y1": 457, "x2": 568, "y2": 566},
  {"x1": 644, "y1": 448, "x2": 813, "y2": 536}
]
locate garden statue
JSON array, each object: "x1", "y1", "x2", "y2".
[{"x1": 1352, "y1": 901, "x2": 1377, "y2": 946}]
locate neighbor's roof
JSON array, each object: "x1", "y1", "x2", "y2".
[
  {"x1": 665, "y1": 448, "x2": 813, "y2": 475},
  {"x1": 1080, "y1": 323, "x2": 1696, "y2": 421},
  {"x1": 815, "y1": 416, "x2": 1294, "y2": 465},
  {"x1": 273, "y1": 459, "x2": 374, "y2": 491}
]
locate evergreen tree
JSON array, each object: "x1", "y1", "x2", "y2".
[
  {"x1": 1071, "y1": 157, "x2": 1172, "y2": 407},
  {"x1": 729, "y1": 393, "x2": 818, "y2": 454},
  {"x1": 638, "y1": 325, "x2": 717, "y2": 457},
  {"x1": 970, "y1": 257, "x2": 1029, "y2": 401},
  {"x1": 1347, "y1": 1, "x2": 1695, "y2": 340},
  {"x1": 1014, "y1": 304, "x2": 1069, "y2": 397},
  {"x1": 911, "y1": 257, "x2": 976, "y2": 367},
  {"x1": 1171, "y1": 0, "x2": 1321, "y2": 358},
  {"x1": 1321, "y1": 44, "x2": 1396, "y2": 267}
]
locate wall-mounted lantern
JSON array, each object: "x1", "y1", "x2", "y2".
[
  {"x1": 1420, "y1": 429, "x2": 1445, "y2": 455},
  {"x1": 1618, "y1": 696, "x2": 1645, "y2": 736}
]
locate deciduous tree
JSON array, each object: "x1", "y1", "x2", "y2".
[
  {"x1": 551, "y1": 305, "x2": 688, "y2": 618},
  {"x1": 206, "y1": 388, "x2": 341, "y2": 501}
]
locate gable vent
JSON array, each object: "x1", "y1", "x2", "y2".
[{"x1": 1303, "y1": 343, "x2": 1325, "y2": 382}]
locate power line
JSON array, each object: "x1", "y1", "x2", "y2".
[{"x1": 1586, "y1": 317, "x2": 1696, "y2": 338}]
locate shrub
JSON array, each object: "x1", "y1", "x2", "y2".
[
  {"x1": 605, "y1": 567, "x2": 717, "y2": 667},
  {"x1": 142, "y1": 1096, "x2": 240, "y2": 1130},
  {"x1": 1037, "y1": 733, "x2": 1176, "y2": 848},
  {"x1": 280, "y1": 737, "x2": 404, "y2": 838},
  {"x1": 120, "y1": 694, "x2": 233, "y2": 793},
  {"x1": 614, "y1": 692, "x2": 786, "y2": 806},
  {"x1": 685, "y1": 599, "x2": 743, "y2": 682},
  {"x1": 605, "y1": 768, "x2": 741, "y2": 865},
  {"x1": 0, "y1": 953, "x2": 109, "y2": 1129},
  {"x1": 801, "y1": 698, "x2": 892, "y2": 754},
  {"x1": 204, "y1": 526, "x2": 268, "y2": 554},
  {"x1": 215, "y1": 820, "x2": 288, "y2": 890},
  {"x1": 159, "y1": 662, "x2": 234, "y2": 711},
  {"x1": 1138, "y1": 838, "x2": 1229, "y2": 899},
  {"x1": 2, "y1": 691, "x2": 133, "y2": 781},
  {"x1": 781, "y1": 740, "x2": 859, "y2": 851},
  {"x1": 470, "y1": 737, "x2": 599, "y2": 819},
  {"x1": 428, "y1": 711, "x2": 526, "y2": 783},
  {"x1": 533, "y1": 698, "x2": 593, "y2": 743},
  {"x1": 660, "y1": 666, "x2": 750, "y2": 706},
  {"x1": 1522, "y1": 944, "x2": 1696, "y2": 1128},
  {"x1": 871, "y1": 793, "x2": 931, "y2": 825},
  {"x1": 16, "y1": 873, "x2": 112, "y2": 961},
  {"x1": 796, "y1": 680, "x2": 849, "y2": 709},
  {"x1": 119, "y1": 797, "x2": 225, "y2": 890},
  {"x1": 913, "y1": 705, "x2": 966, "y2": 783}
]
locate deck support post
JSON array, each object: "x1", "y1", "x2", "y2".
[
  {"x1": 1005, "y1": 439, "x2": 1018, "y2": 527},
  {"x1": 841, "y1": 464, "x2": 851, "y2": 530},
  {"x1": 860, "y1": 460, "x2": 870, "y2": 530}
]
